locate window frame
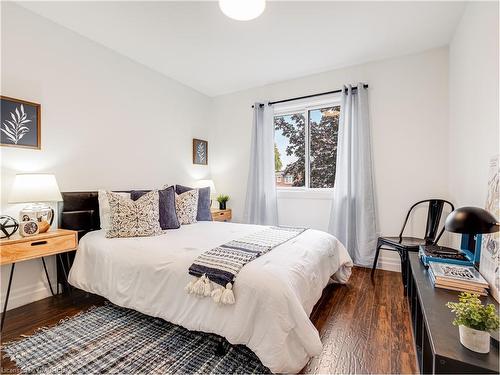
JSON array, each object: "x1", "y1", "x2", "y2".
[{"x1": 273, "y1": 95, "x2": 342, "y2": 191}]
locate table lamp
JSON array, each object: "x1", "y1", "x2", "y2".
[
  {"x1": 445, "y1": 206, "x2": 499, "y2": 264},
  {"x1": 8, "y1": 173, "x2": 63, "y2": 233},
  {"x1": 194, "y1": 179, "x2": 217, "y2": 207}
]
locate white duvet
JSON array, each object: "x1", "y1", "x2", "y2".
[{"x1": 68, "y1": 221, "x2": 353, "y2": 373}]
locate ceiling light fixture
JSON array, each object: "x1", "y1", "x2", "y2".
[{"x1": 219, "y1": 0, "x2": 266, "y2": 21}]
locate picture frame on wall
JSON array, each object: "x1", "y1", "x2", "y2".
[
  {"x1": 479, "y1": 155, "x2": 499, "y2": 302},
  {"x1": 1, "y1": 96, "x2": 41, "y2": 149},
  {"x1": 193, "y1": 138, "x2": 208, "y2": 165}
]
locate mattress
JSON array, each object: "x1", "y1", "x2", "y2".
[{"x1": 68, "y1": 221, "x2": 353, "y2": 373}]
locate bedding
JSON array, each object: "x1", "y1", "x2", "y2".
[
  {"x1": 187, "y1": 226, "x2": 306, "y2": 305},
  {"x1": 97, "y1": 190, "x2": 130, "y2": 230},
  {"x1": 131, "y1": 186, "x2": 180, "y2": 230},
  {"x1": 106, "y1": 191, "x2": 162, "y2": 238},
  {"x1": 176, "y1": 184, "x2": 212, "y2": 221},
  {"x1": 175, "y1": 189, "x2": 199, "y2": 224},
  {"x1": 68, "y1": 221, "x2": 353, "y2": 373}
]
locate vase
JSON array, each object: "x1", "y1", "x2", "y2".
[
  {"x1": 219, "y1": 202, "x2": 226, "y2": 210},
  {"x1": 459, "y1": 325, "x2": 490, "y2": 353}
]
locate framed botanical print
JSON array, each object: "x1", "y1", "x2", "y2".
[
  {"x1": 1, "y1": 96, "x2": 41, "y2": 149},
  {"x1": 193, "y1": 138, "x2": 208, "y2": 165}
]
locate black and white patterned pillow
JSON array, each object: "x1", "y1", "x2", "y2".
[
  {"x1": 175, "y1": 190, "x2": 199, "y2": 225},
  {"x1": 106, "y1": 190, "x2": 162, "y2": 238}
]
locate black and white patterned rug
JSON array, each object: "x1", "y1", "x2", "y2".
[{"x1": 2, "y1": 303, "x2": 271, "y2": 374}]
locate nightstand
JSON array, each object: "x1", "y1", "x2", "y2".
[
  {"x1": 211, "y1": 209, "x2": 232, "y2": 222},
  {"x1": 0, "y1": 229, "x2": 78, "y2": 331}
]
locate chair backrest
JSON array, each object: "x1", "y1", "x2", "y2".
[{"x1": 399, "y1": 199, "x2": 455, "y2": 245}]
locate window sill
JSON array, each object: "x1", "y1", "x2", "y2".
[{"x1": 277, "y1": 188, "x2": 334, "y2": 200}]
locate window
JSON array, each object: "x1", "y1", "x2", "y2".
[{"x1": 274, "y1": 101, "x2": 340, "y2": 189}]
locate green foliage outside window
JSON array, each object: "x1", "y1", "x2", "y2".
[{"x1": 274, "y1": 106, "x2": 339, "y2": 188}]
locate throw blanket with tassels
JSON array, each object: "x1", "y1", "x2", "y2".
[{"x1": 185, "y1": 226, "x2": 306, "y2": 305}]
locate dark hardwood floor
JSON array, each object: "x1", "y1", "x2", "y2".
[
  {"x1": 304, "y1": 267, "x2": 417, "y2": 374},
  {"x1": 1, "y1": 267, "x2": 416, "y2": 374}
]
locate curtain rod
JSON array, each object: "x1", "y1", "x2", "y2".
[{"x1": 251, "y1": 84, "x2": 369, "y2": 108}]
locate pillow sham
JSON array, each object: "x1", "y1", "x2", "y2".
[
  {"x1": 106, "y1": 190, "x2": 162, "y2": 238},
  {"x1": 98, "y1": 189, "x2": 131, "y2": 230},
  {"x1": 175, "y1": 189, "x2": 199, "y2": 225},
  {"x1": 175, "y1": 185, "x2": 212, "y2": 221},
  {"x1": 131, "y1": 186, "x2": 180, "y2": 230}
]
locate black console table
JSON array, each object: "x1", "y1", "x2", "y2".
[{"x1": 407, "y1": 253, "x2": 499, "y2": 374}]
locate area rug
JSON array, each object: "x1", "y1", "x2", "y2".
[{"x1": 2, "y1": 303, "x2": 271, "y2": 374}]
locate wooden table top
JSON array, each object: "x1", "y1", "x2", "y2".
[{"x1": 0, "y1": 229, "x2": 76, "y2": 246}]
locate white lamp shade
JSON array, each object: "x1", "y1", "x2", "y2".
[
  {"x1": 9, "y1": 174, "x2": 63, "y2": 203},
  {"x1": 194, "y1": 179, "x2": 217, "y2": 196},
  {"x1": 219, "y1": 0, "x2": 266, "y2": 21}
]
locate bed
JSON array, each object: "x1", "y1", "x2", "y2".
[{"x1": 60, "y1": 192, "x2": 353, "y2": 373}]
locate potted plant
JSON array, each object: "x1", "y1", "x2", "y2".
[
  {"x1": 446, "y1": 292, "x2": 499, "y2": 353},
  {"x1": 216, "y1": 194, "x2": 229, "y2": 210}
]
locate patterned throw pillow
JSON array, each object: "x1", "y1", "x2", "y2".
[
  {"x1": 131, "y1": 186, "x2": 180, "y2": 230},
  {"x1": 97, "y1": 190, "x2": 131, "y2": 230},
  {"x1": 175, "y1": 190, "x2": 199, "y2": 225},
  {"x1": 175, "y1": 185, "x2": 212, "y2": 221},
  {"x1": 106, "y1": 190, "x2": 162, "y2": 238}
]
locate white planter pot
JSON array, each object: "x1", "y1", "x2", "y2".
[{"x1": 459, "y1": 325, "x2": 490, "y2": 353}]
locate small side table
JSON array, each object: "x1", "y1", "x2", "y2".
[
  {"x1": 0, "y1": 229, "x2": 78, "y2": 331},
  {"x1": 211, "y1": 209, "x2": 232, "y2": 222}
]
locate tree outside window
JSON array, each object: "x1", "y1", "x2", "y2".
[{"x1": 274, "y1": 105, "x2": 340, "y2": 189}]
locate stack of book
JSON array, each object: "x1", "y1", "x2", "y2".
[{"x1": 428, "y1": 261, "x2": 489, "y2": 295}]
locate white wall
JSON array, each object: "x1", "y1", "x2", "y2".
[
  {"x1": 0, "y1": 3, "x2": 212, "y2": 310},
  {"x1": 211, "y1": 48, "x2": 451, "y2": 271},
  {"x1": 449, "y1": 2, "x2": 499, "y2": 211}
]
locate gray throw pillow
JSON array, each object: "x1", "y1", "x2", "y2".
[
  {"x1": 175, "y1": 184, "x2": 212, "y2": 221},
  {"x1": 131, "y1": 186, "x2": 180, "y2": 230}
]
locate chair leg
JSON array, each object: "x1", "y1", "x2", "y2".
[
  {"x1": 371, "y1": 243, "x2": 383, "y2": 281},
  {"x1": 399, "y1": 251, "x2": 408, "y2": 296}
]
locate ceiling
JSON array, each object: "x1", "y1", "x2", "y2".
[{"x1": 17, "y1": 1, "x2": 465, "y2": 97}]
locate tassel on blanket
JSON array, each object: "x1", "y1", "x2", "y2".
[
  {"x1": 186, "y1": 274, "x2": 214, "y2": 297},
  {"x1": 203, "y1": 276, "x2": 212, "y2": 297},
  {"x1": 211, "y1": 283, "x2": 235, "y2": 305},
  {"x1": 221, "y1": 283, "x2": 235, "y2": 304},
  {"x1": 186, "y1": 275, "x2": 234, "y2": 304},
  {"x1": 188, "y1": 275, "x2": 206, "y2": 296},
  {"x1": 185, "y1": 279, "x2": 196, "y2": 294},
  {"x1": 211, "y1": 287, "x2": 223, "y2": 304}
]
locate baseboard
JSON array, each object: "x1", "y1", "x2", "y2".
[
  {"x1": 2, "y1": 283, "x2": 53, "y2": 311},
  {"x1": 377, "y1": 257, "x2": 402, "y2": 273},
  {"x1": 376, "y1": 250, "x2": 402, "y2": 273}
]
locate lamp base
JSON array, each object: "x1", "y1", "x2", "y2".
[{"x1": 19, "y1": 203, "x2": 54, "y2": 233}]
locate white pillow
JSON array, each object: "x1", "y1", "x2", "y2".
[{"x1": 98, "y1": 189, "x2": 131, "y2": 230}]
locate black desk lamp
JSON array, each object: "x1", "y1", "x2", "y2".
[{"x1": 445, "y1": 206, "x2": 499, "y2": 264}]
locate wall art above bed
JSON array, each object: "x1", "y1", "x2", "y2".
[
  {"x1": 1, "y1": 96, "x2": 41, "y2": 149},
  {"x1": 193, "y1": 138, "x2": 208, "y2": 165}
]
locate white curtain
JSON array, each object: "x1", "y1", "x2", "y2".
[
  {"x1": 329, "y1": 84, "x2": 377, "y2": 266},
  {"x1": 244, "y1": 102, "x2": 278, "y2": 225}
]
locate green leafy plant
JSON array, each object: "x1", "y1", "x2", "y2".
[
  {"x1": 216, "y1": 194, "x2": 230, "y2": 204},
  {"x1": 446, "y1": 292, "x2": 500, "y2": 332}
]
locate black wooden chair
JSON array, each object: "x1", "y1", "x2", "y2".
[{"x1": 371, "y1": 199, "x2": 454, "y2": 295}]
